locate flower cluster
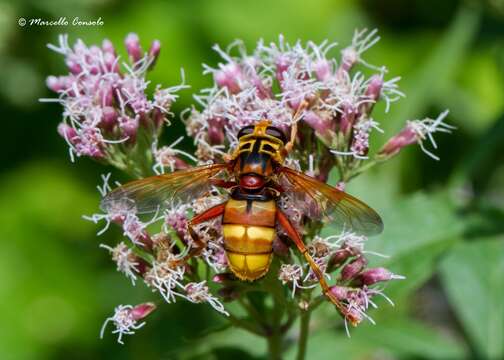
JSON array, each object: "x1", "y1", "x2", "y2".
[
  {"x1": 46, "y1": 30, "x2": 452, "y2": 345},
  {"x1": 279, "y1": 232, "x2": 404, "y2": 331},
  {"x1": 43, "y1": 33, "x2": 189, "y2": 178},
  {"x1": 185, "y1": 29, "x2": 451, "y2": 182}
]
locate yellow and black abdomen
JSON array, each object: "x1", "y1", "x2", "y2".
[{"x1": 222, "y1": 198, "x2": 276, "y2": 281}]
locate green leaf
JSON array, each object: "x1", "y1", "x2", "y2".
[
  {"x1": 353, "y1": 317, "x2": 467, "y2": 359},
  {"x1": 365, "y1": 192, "x2": 462, "y2": 260},
  {"x1": 381, "y1": 237, "x2": 458, "y2": 300},
  {"x1": 322, "y1": 192, "x2": 464, "y2": 299},
  {"x1": 285, "y1": 316, "x2": 466, "y2": 359},
  {"x1": 178, "y1": 328, "x2": 266, "y2": 359},
  {"x1": 440, "y1": 237, "x2": 504, "y2": 359},
  {"x1": 384, "y1": 4, "x2": 481, "y2": 134}
]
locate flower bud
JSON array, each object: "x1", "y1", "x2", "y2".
[
  {"x1": 148, "y1": 40, "x2": 161, "y2": 70},
  {"x1": 328, "y1": 285, "x2": 349, "y2": 300},
  {"x1": 275, "y1": 55, "x2": 290, "y2": 81},
  {"x1": 207, "y1": 117, "x2": 226, "y2": 144},
  {"x1": 88, "y1": 46, "x2": 101, "y2": 75},
  {"x1": 341, "y1": 256, "x2": 367, "y2": 281},
  {"x1": 339, "y1": 47, "x2": 358, "y2": 73},
  {"x1": 328, "y1": 248, "x2": 352, "y2": 271},
  {"x1": 102, "y1": 39, "x2": 116, "y2": 54},
  {"x1": 103, "y1": 51, "x2": 119, "y2": 72},
  {"x1": 46, "y1": 76, "x2": 62, "y2": 92},
  {"x1": 130, "y1": 302, "x2": 156, "y2": 321},
  {"x1": 356, "y1": 267, "x2": 405, "y2": 286},
  {"x1": 119, "y1": 116, "x2": 139, "y2": 143},
  {"x1": 65, "y1": 59, "x2": 82, "y2": 75},
  {"x1": 97, "y1": 84, "x2": 115, "y2": 107},
  {"x1": 378, "y1": 125, "x2": 417, "y2": 158},
  {"x1": 214, "y1": 63, "x2": 242, "y2": 93},
  {"x1": 101, "y1": 106, "x2": 118, "y2": 130},
  {"x1": 251, "y1": 75, "x2": 272, "y2": 99},
  {"x1": 57, "y1": 123, "x2": 78, "y2": 144},
  {"x1": 363, "y1": 75, "x2": 383, "y2": 113},
  {"x1": 125, "y1": 33, "x2": 143, "y2": 63},
  {"x1": 339, "y1": 104, "x2": 356, "y2": 135},
  {"x1": 303, "y1": 110, "x2": 334, "y2": 144},
  {"x1": 313, "y1": 59, "x2": 332, "y2": 81}
]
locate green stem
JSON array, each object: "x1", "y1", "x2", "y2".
[
  {"x1": 262, "y1": 262, "x2": 287, "y2": 359},
  {"x1": 239, "y1": 297, "x2": 267, "y2": 329},
  {"x1": 267, "y1": 288, "x2": 284, "y2": 359},
  {"x1": 345, "y1": 159, "x2": 379, "y2": 182},
  {"x1": 267, "y1": 330, "x2": 283, "y2": 360},
  {"x1": 296, "y1": 310, "x2": 312, "y2": 360},
  {"x1": 227, "y1": 312, "x2": 264, "y2": 336}
]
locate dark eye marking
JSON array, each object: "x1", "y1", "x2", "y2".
[
  {"x1": 266, "y1": 127, "x2": 286, "y2": 143},
  {"x1": 238, "y1": 126, "x2": 255, "y2": 138},
  {"x1": 262, "y1": 144, "x2": 276, "y2": 152}
]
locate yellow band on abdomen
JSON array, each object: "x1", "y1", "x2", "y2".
[
  {"x1": 223, "y1": 224, "x2": 275, "y2": 253},
  {"x1": 226, "y1": 251, "x2": 272, "y2": 281},
  {"x1": 222, "y1": 224, "x2": 275, "y2": 281}
]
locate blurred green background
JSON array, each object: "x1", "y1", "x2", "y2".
[{"x1": 1, "y1": 0, "x2": 503, "y2": 359}]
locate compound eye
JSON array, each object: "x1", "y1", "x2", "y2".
[
  {"x1": 266, "y1": 127, "x2": 286, "y2": 143},
  {"x1": 237, "y1": 126, "x2": 255, "y2": 138}
]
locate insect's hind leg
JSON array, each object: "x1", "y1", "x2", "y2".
[
  {"x1": 276, "y1": 209, "x2": 360, "y2": 326},
  {"x1": 183, "y1": 202, "x2": 226, "y2": 261}
]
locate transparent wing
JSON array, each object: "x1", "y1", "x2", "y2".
[
  {"x1": 100, "y1": 163, "x2": 228, "y2": 214},
  {"x1": 278, "y1": 166, "x2": 383, "y2": 236}
]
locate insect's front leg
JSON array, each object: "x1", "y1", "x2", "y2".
[
  {"x1": 276, "y1": 209, "x2": 360, "y2": 326},
  {"x1": 283, "y1": 100, "x2": 307, "y2": 154},
  {"x1": 184, "y1": 202, "x2": 226, "y2": 261}
]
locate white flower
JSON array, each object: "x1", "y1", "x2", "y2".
[
  {"x1": 100, "y1": 242, "x2": 139, "y2": 285},
  {"x1": 278, "y1": 264, "x2": 315, "y2": 297},
  {"x1": 406, "y1": 110, "x2": 454, "y2": 160},
  {"x1": 184, "y1": 281, "x2": 229, "y2": 316},
  {"x1": 145, "y1": 260, "x2": 186, "y2": 303},
  {"x1": 100, "y1": 305, "x2": 146, "y2": 345}
]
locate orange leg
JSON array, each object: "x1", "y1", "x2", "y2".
[
  {"x1": 284, "y1": 100, "x2": 307, "y2": 153},
  {"x1": 184, "y1": 202, "x2": 226, "y2": 260},
  {"x1": 276, "y1": 210, "x2": 357, "y2": 324}
]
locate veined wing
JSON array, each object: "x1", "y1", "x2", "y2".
[
  {"x1": 100, "y1": 163, "x2": 228, "y2": 214},
  {"x1": 278, "y1": 166, "x2": 383, "y2": 236}
]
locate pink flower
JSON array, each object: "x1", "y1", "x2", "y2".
[
  {"x1": 44, "y1": 33, "x2": 185, "y2": 170},
  {"x1": 356, "y1": 267, "x2": 405, "y2": 286},
  {"x1": 379, "y1": 110, "x2": 453, "y2": 160},
  {"x1": 125, "y1": 33, "x2": 143, "y2": 63},
  {"x1": 100, "y1": 303, "x2": 156, "y2": 344}
]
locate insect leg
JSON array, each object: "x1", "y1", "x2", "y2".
[
  {"x1": 184, "y1": 202, "x2": 226, "y2": 260},
  {"x1": 284, "y1": 100, "x2": 308, "y2": 153},
  {"x1": 276, "y1": 210, "x2": 358, "y2": 325}
]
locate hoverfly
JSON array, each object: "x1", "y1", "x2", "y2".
[{"x1": 101, "y1": 120, "x2": 383, "y2": 319}]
